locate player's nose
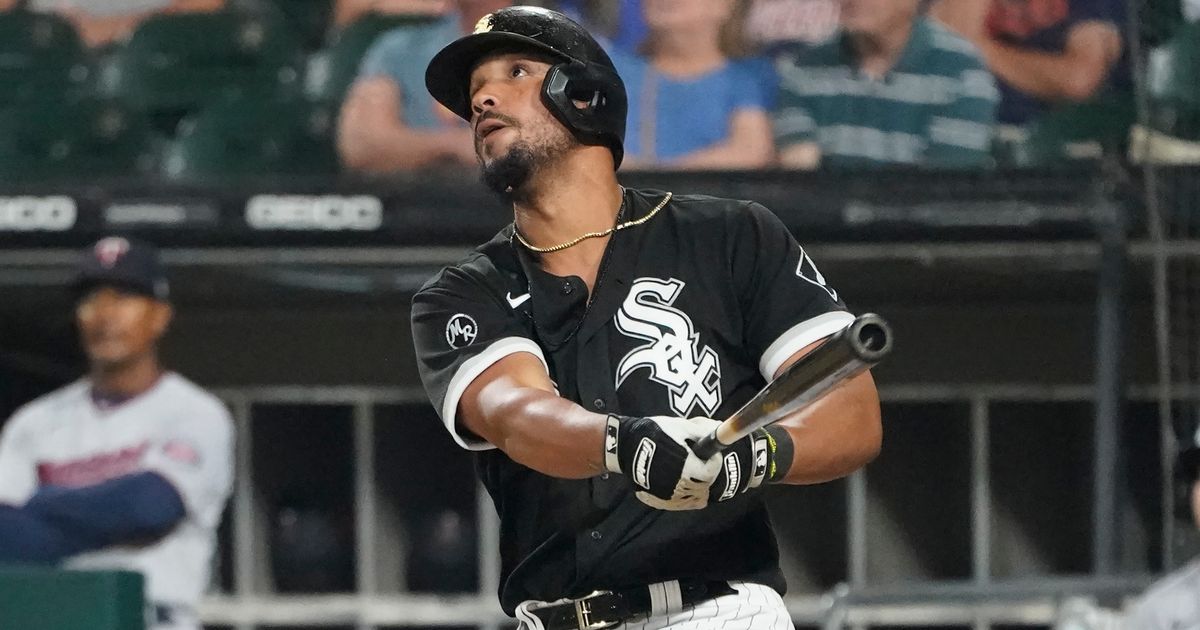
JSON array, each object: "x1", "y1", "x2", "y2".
[
  {"x1": 471, "y1": 97, "x2": 498, "y2": 119},
  {"x1": 470, "y1": 83, "x2": 503, "y2": 118}
]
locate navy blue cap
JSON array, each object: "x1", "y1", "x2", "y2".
[{"x1": 75, "y1": 236, "x2": 169, "y2": 301}]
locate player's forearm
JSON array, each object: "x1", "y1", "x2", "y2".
[
  {"x1": 979, "y1": 39, "x2": 1109, "y2": 102},
  {"x1": 481, "y1": 387, "x2": 608, "y2": 479},
  {"x1": 0, "y1": 505, "x2": 102, "y2": 563},
  {"x1": 24, "y1": 472, "x2": 186, "y2": 546},
  {"x1": 773, "y1": 371, "x2": 882, "y2": 484}
]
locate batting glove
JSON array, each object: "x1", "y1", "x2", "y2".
[{"x1": 604, "y1": 415, "x2": 722, "y2": 511}]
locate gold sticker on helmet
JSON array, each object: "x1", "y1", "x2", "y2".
[{"x1": 473, "y1": 14, "x2": 494, "y2": 34}]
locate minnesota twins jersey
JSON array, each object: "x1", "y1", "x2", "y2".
[
  {"x1": 412, "y1": 187, "x2": 852, "y2": 614},
  {"x1": 0, "y1": 373, "x2": 234, "y2": 609},
  {"x1": 1125, "y1": 558, "x2": 1200, "y2": 629}
]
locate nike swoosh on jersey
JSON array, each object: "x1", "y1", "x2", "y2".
[{"x1": 506, "y1": 292, "x2": 531, "y2": 308}]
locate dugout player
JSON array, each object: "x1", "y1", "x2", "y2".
[
  {"x1": 411, "y1": 6, "x2": 882, "y2": 629},
  {"x1": 1124, "y1": 419, "x2": 1200, "y2": 628},
  {"x1": 0, "y1": 236, "x2": 233, "y2": 630}
]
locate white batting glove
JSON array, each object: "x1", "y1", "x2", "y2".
[{"x1": 604, "y1": 415, "x2": 723, "y2": 511}]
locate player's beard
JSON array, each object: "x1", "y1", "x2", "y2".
[{"x1": 479, "y1": 126, "x2": 575, "y2": 203}]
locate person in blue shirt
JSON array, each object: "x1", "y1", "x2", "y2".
[
  {"x1": 337, "y1": 0, "x2": 511, "y2": 173},
  {"x1": 610, "y1": 0, "x2": 776, "y2": 170}
]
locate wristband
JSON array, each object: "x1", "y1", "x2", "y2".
[
  {"x1": 603, "y1": 414, "x2": 623, "y2": 474},
  {"x1": 764, "y1": 425, "x2": 794, "y2": 483}
]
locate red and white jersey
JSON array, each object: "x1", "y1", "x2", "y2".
[{"x1": 0, "y1": 372, "x2": 234, "y2": 611}]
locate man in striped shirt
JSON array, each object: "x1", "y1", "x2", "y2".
[{"x1": 775, "y1": 0, "x2": 999, "y2": 169}]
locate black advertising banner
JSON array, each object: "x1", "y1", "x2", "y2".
[{"x1": 0, "y1": 169, "x2": 1117, "y2": 247}]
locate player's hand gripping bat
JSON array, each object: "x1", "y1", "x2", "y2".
[{"x1": 691, "y1": 313, "x2": 892, "y2": 461}]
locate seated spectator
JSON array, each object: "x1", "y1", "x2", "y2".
[
  {"x1": 611, "y1": 0, "x2": 776, "y2": 170},
  {"x1": 745, "y1": 0, "x2": 840, "y2": 57},
  {"x1": 26, "y1": 0, "x2": 225, "y2": 49},
  {"x1": 930, "y1": 0, "x2": 1127, "y2": 126},
  {"x1": 337, "y1": 0, "x2": 509, "y2": 173},
  {"x1": 775, "y1": 0, "x2": 998, "y2": 169}
]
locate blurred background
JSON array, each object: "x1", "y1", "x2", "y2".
[{"x1": 0, "y1": 0, "x2": 1199, "y2": 628}]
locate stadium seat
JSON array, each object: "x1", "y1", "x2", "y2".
[
  {"x1": 100, "y1": 11, "x2": 303, "y2": 134},
  {"x1": 263, "y1": 0, "x2": 334, "y2": 51},
  {"x1": 0, "y1": 96, "x2": 156, "y2": 181},
  {"x1": 0, "y1": 10, "x2": 91, "y2": 106},
  {"x1": 163, "y1": 93, "x2": 338, "y2": 179},
  {"x1": 1005, "y1": 95, "x2": 1137, "y2": 166},
  {"x1": 1141, "y1": 0, "x2": 1185, "y2": 46},
  {"x1": 305, "y1": 13, "x2": 441, "y2": 104},
  {"x1": 1148, "y1": 20, "x2": 1200, "y2": 140}
]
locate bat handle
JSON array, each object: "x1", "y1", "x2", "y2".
[{"x1": 691, "y1": 432, "x2": 723, "y2": 460}]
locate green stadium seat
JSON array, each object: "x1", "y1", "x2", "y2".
[
  {"x1": 1148, "y1": 21, "x2": 1200, "y2": 140},
  {"x1": 163, "y1": 93, "x2": 338, "y2": 179},
  {"x1": 0, "y1": 10, "x2": 91, "y2": 106},
  {"x1": 1141, "y1": 0, "x2": 1184, "y2": 46},
  {"x1": 305, "y1": 13, "x2": 440, "y2": 105},
  {"x1": 1000, "y1": 95, "x2": 1137, "y2": 166},
  {"x1": 0, "y1": 96, "x2": 157, "y2": 181},
  {"x1": 100, "y1": 10, "x2": 303, "y2": 133},
  {"x1": 264, "y1": 0, "x2": 334, "y2": 51}
]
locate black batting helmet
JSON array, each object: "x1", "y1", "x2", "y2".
[{"x1": 425, "y1": 6, "x2": 627, "y2": 168}]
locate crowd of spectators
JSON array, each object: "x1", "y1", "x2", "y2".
[
  {"x1": 0, "y1": 0, "x2": 226, "y2": 48},
  {"x1": 336, "y1": 0, "x2": 1140, "y2": 172},
  {"x1": 0, "y1": 0, "x2": 1192, "y2": 177}
]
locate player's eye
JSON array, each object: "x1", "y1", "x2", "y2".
[{"x1": 510, "y1": 64, "x2": 529, "y2": 79}]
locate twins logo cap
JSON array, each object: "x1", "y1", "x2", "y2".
[{"x1": 74, "y1": 236, "x2": 170, "y2": 301}]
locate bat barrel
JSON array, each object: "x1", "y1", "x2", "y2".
[
  {"x1": 847, "y1": 313, "x2": 893, "y2": 363},
  {"x1": 690, "y1": 313, "x2": 893, "y2": 461}
]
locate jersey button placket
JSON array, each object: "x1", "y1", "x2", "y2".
[{"x1": 590, "y1": 530, "x2": 602, "y2": 541}]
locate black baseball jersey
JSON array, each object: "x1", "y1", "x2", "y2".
[{"x1": 411, "y1": 187, "x2": 851, "y2": 614}]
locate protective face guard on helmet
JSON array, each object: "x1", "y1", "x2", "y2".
[
  {"x1": 424, "y1": 6, "x2": 627, "y2": 169},
  {"x1": 542, "y1": 62, "x2": 627, "y2": 168}
]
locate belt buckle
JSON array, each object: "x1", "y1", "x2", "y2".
[{"x1": 573, "y1": 590, "x2": 617, "y2": 630}]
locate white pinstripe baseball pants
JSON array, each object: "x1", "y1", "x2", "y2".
[{"x1": 515, "y1": 581, "x2": 795, "y2": 630}]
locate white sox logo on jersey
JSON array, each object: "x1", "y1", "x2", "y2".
[{"x1": 615, "y1": 278, "x2": 722, "y2": 417}]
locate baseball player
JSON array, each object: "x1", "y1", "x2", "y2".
[
  {"x1": 1124, "y1": 420, "x2": 1200, "y2": 629},
  {"x1": 411, "y1": 7, "x2": 882, "y2": 629},
  {"x1": 0, "y1": 236, "x2": 233, "y2": 630}
]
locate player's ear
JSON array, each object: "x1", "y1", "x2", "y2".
[{"x1": 152, "y1": 301, "x2": 174, "y2": 337}]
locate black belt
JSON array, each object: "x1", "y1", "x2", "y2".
[{"x1": 526, "y1": 579, "x2": 736, "y2": 630}]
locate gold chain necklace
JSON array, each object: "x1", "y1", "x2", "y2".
[{"x1": 513, "y1": 191, "x2": 673, "y2": 253}]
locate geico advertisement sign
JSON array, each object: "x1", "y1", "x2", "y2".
[
  {"x1": 246, "y1": 195, "x2": 383, "y2": 230},
  {"x1": 0, "y1": 196, "x2": 77, "y2": 231}
]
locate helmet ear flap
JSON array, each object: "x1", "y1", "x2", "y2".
[{"x1": 541, "y1": 62, "x2": 627, "y2": 169}]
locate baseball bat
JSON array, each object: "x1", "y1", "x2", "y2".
[{"x1": 691, "y1": 313, "x2": 892, "y2": 460}]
